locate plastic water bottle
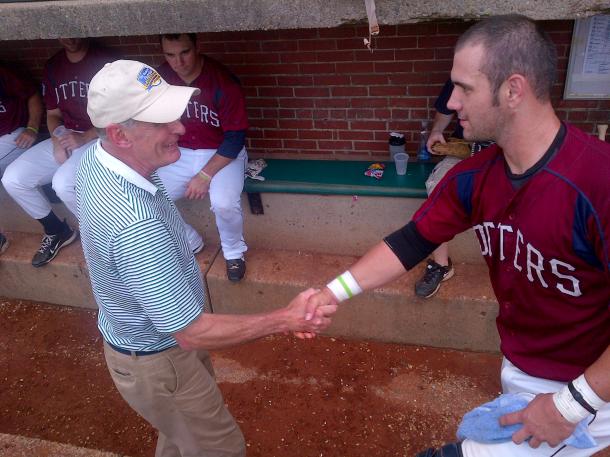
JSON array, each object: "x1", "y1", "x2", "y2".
[{"x1": 417, "y1": 121, "x2": 431, "y2": 161}]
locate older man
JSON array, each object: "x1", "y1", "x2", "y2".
[
  {"x1": 301, "y1": 15, "x2": 609, "y2": 457},
  {"x1": 78, "y1": 60, "x2": 336, "y2": 457}
]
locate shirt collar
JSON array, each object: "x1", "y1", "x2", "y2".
[{"x1": 94, "y1": 140, "x2": 158, "y2": 195}]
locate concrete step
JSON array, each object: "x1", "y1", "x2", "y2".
[
  {"x1": 0, "y1": 433, "x2": 128, "y2": 457},
  {"x1": 208, "y1": 247, "x2": 499, "y2": 352},
  {"x1": 0, "y1": 231, "x2": 220, "y2": 310},
  {"x1": 0, "y1": 231, "x2": 498, "y2": 352}
]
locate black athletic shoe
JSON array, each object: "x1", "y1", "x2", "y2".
[
  {"x1": 414, "y1": 258, "x2": 454, "y2": 298},
  {"x1": 0, "y1": 233, "x2": 8, "y2": 255},
  {"x1": 226, "y1": 258, "x2": 246, "y2": 282},
  {"x1": 416, "y1": 442, "x2": 464, "y2": 457},
  {"x1": 32, "y1": 226, "x2": 78, "y2": 267}
]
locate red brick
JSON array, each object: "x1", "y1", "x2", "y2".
[
  {"x1": 278, "y1": 29, "x2": 319, "y2": 40},
  {"x1": 282, "y1": 98, "x2": 315, "y2": 108},
  {"x1": 281, "y1": 52, "x2": 317, "y2": 63},
  {"x1": 351, "y1": 120, "x2": 386, "y2": 130},
  {"x1": 346, "y1": 109, "x2": 375, "y2": 119},
  {"x1": 299, "y1": 40, "x2": 336, "y2": 51},
  {"x1": 241, "y1": 76, "x2": 277, "y2": 86},
  {"x1": 279, "y1": 119, "x2": 314, "y2": 129},
  {"x1": 247, "y1": 98, "x2": 280, "y2": 108},
  {"x1": 240, "y1": 53, "x2": 280, "y2": 64},
  {"x1": 284, "y1": 139, "x2": 318, "y2": 149},
  {"x1": 315, "y1": 98, "x2": 351, "y2": 108},
  {"x1": 354, "y1": 141, "x2": 387, "y2": 152},
  {"x1": 352, "y1": 98, "x2": 388, "y2": 108},
  {"x1": 409, "y1": 85, "x2": 447, "y2": 97},
  {"x1": 311, "y1": 109, "x2": 331, "y2": 119},
  {"x1": 374, "y1": 61, "x2": 413, "y2": 73},
  {"x1": 262, "y1": 40, "x2": 299, "y2": 52},
  {"x1": 262, "y1": 109, "x2": 280, "y2": 118},
  {"x1": 419, "y1": 35, "x2": 458, "y2": 48},
  {"x1": 250, "y1": 118, "x2": 279, "y2": 129},
  {"x1": 350, "y1": 75, "x2": 388, "y2": 85},
  {"x1": 314, "y1": 120, "x2": 349, "y2": 130},
  {"x1": 265, "y1": 129, "x2": 298, "y2": 139},
  {"x1": 224, "y1": 41, "x2": 261, "y2": 52},
  {"x1": 329, "y1": 110, "x2": 347, "y2": 119},
  {"x1": 316, "y1": 50, "x2": 356, "y2": 62},
  {"x1": 300, "y1": 63, "x2": 336, "y2": 74},
  {"x1": 295, "y1": 87, "x2": 330, "y2": 97},
  {"x1": 336, "y1": 38, "x2": 363, "y2": 51},
  {"x1": 331, "y1": 87, "x2": 368, "y2": 97},
  {"x1": 258, "y1": 87, "x2": 294, "y2": 97},
  {"x1": 391, "y1": 109, "x2": 410, "y2": 119},
  {"x1": 249, "y1": 138, "x2": 283, "y2": 149},
  {"x1": 299, "y1": 130, "x2": 333, "y2": 140},
  {"x1": 395, "y1": 48, "x2": 435, "y2": 61},
  {"x1": 370, "y1": 86, "x2": 407, "y2": 96},
  {"x1": 313, "y1": 75, "x2": 351, "y2": 85},
  {"x1": 374, "y1": 109, "x2": 391, "y2": 119},
  {"x1": 376, "y1": 36, "x2": 418, "y2": 49},
  {"x1": 354, "y1": 49, "x2": 396, "y2": 62},
  {"x1": 567, "y1": 110, "x2": 588, "y2": 121},
  {"x1": 317, "y1": 140, "x2": 353, "y2": 150},
  {"x1": 338, "y1": 130, "x2": 375, "y2": 140},
  {"x1": 277, "y1": 75, "x2": 314, "y2": 86},
  {"x1": 319, "y1": 27, "x2": 357, "y2": 39},
  {"x1": 335, "y1": 62, "x2": 375, "y2": 74},
  {"x1": 396, "y1": 23, "x2": 438, "y2": 36},
  {"x1": 238, "y1": 63, "x2": 300, "y2": 74}
]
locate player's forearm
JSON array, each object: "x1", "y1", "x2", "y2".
[
  {"x1": 200, "y1": 153, "x2": 232, "y2": 178},
  {"x1": 46, "y1": 110, "x2": 63, "y2": 134},
  {"x1": 348, "y1": 241, "x2": 407, "y2": 292},
  {"x1": 26, "y1": 93, "x2": 43, "y2": 131},
  {"x1": 430, "y1": 112, "x2": 454, "y2": 135},
  {"x1": 174, "y1": 308, "x2": 292, "y2": 350}
]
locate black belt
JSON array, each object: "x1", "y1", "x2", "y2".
[{"x1": 106, "y1": 341, "x2": 174, "y2": 357}]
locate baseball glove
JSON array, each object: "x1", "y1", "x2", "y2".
[{"x1": 430, "y1": 138, "x2": 472, "y2": 159}]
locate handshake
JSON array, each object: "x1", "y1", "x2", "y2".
[{"x1": 282, "y1": 287, "x2": 339, "y2": 339}]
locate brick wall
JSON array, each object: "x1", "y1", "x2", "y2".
[{"x1": 1, "y1": 20, "x2": 608, "y2": 160}]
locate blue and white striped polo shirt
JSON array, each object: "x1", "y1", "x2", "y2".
[{"x1": 75, "y1": 141, "x2": 205, "y2": 351}]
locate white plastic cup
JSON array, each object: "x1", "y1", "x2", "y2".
[
  {"x1": 394, "y1": 152, "x2": 408, "y2": 175},
  {"x1": 52, "y1": 125, "x2": 69, "y2": 138}
]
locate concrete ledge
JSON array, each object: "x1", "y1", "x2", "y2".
[
  {"x1": 0, "y1": 231, "x2": 220, "y2": 310},
  {"x1": 208, "y1": 247, "x2": 500, "y2": 352}
]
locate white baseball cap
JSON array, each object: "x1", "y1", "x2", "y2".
[{"x1": 87, "y1": 60, "x2": 200, "y2": 128}]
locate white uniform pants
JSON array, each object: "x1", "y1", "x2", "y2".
[
  {"x1": 0, "y1": 128, "x2": 27, "y2": 177},
  {"x1": 461, "y1": 358, "x2": 610, "y2": 457},
  {"x1": 1, "y1": 137, "x2": 95, "y2": 220},
  {"x1": 157, "y1": 147, "x2": 247, "y2": 261}
]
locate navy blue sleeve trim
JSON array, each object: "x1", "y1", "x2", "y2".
[
  {"x1": 383, "y1": 221, "x2": 439, "y2": 271},
  {"x1": 216, "y1": 130, "x2": 247, "y2": 159}
]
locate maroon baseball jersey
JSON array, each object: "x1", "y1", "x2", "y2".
[
  {"x1": 43, "y1": 44, "x2": 117, "y2": 131},
  {"x1": 158, "y1": 56, "x2": 249, "y2": 150},
  {"x1": 0, "y1": 66, "x2": 37, "y2": 136},
  {"x1": 412, "y1": 122, "x2": 609, "y2": 382}
]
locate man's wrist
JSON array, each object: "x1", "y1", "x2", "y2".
[
  {"x1": 326, "y1": 270, "x2": 362, "y2": 302},
  {"x1": 198, "y1": 170, "x2": 212, "y2": 183},
  {"x1": 25, "y1": 126, "x2": 39, "y2": 135},
  {"x1": 553, "y1": 374, "x2": 605, "y2": 423}
]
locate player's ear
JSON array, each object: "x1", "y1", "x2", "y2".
[{"x1": 505, "y1": 74, "x2": 526, "y2": 108}]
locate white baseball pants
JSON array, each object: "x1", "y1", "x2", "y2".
[
  {"x1": 157, "y1": 147, "x2": 248, "y2": 261},
  {"x1": 461, "y1": 358, "x2": 610, "y2": 457},
  {"x1": 2, "y1": 136, "x2": 95, "y2": 219}
]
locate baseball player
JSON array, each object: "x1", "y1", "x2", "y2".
[
  {"x1": 156, "y1": 33, "x2": 249, "y2": 281},
  {"x1": 300, "y1": 14, "x2": 610, "y2": 457},
  {"x1": 2, "y1": 38, "x2": 116, "y2": 267},
  {"x1": 0, "y1": 64, "x2": 44, "y2": 253}
]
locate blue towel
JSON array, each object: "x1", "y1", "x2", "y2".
[{"x1": 457, "y1": 393, "x2": 597, "y2": 449}]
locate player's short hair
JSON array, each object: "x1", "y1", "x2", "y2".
[
  {"x1": 160, "y1": 33, "x2": 197, "y2": 46},
  {"x1": 456, "y1": 14, "x2": 557, "y2": 104}
]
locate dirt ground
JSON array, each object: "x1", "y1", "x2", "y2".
[{"x1": 1, "y1": 298, "x2": 603, "y2": 457}]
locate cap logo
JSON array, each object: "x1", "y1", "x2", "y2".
[{"x1": 136, "y1": 67, "x2": 162, "y2": 92}]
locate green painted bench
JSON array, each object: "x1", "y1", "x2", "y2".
[{"x1": 243, "y1": 158, "x2": 436, "y2": 214}]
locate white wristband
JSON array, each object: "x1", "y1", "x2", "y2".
[
  {"x1": 573, "y1": 374, "x2": 607, "y2": 411},
  {"x1": 553, "y1": 384, "x2": 591, "y2": 424},
  {"x1": 326, "y1": 270, "x2": 363, "y2": 302}
]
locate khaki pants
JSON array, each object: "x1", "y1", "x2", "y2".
[{"x1": 104, "y1": 342, "x2": 245, "y2": 457}]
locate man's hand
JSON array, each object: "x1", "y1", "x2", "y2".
[
  {"x1": 294, "y1": 288, "x2": 338, "y2": 339},
  {"x1": 286, "y1": 288, "x2": 337, "y2": 337},
  {"x1": 185, "y1": 173, "x2": 211, "y2": 200},
  {"x1": 52, "y1": 138, "x2": 70, "y2": 164},
  {"x1": 15, "y1": 128, "x2": 37, "y2": 149},
  {"x1": 500, "y1": 393, "x2": 577, "y2": 448},
  {"x1": 427, "y1": 130, "x2": 447, "y2": 153},
  {"x1": 57, "y1": 130, "x2": 87, "y2": 152}
]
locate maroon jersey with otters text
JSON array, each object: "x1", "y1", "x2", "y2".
[
  {"x1": 0, "y1": 66, "x2": 37, "y2": 136},
  {"x1": 412, "y1": 123, "x2": 610, "y2": 382},
  {"x1": 158, "y1": 56, "x2": 249, "y2": 150},
  {"x1": 42, "y1": 45, "x2": 117, "y2": 132}
]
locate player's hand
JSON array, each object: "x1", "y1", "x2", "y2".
[
  {"x1": 294, "y1": 288, "x2": 338, "y2": 339},
  {"x1": 499, "y1": 393, "x2": 577, "y2": 448},
  {"x1": 286, "y1": 288, "x2": 337, "y2": 337},
  {"x1": 15, "y1": 128, "x2": 37, "y2": 149},
  {"x1": 427, "y1": 130, "x2": 447, "y2": 154},
  {"x1": 185, "y1": 174, "x2": 211, "y2": 200},
  {"x1": 57, "y1": 130, "x2": 86, "y2": 151},
  {"x1": 52, "y1": 139, "x2": 70, "y2": 164}
]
